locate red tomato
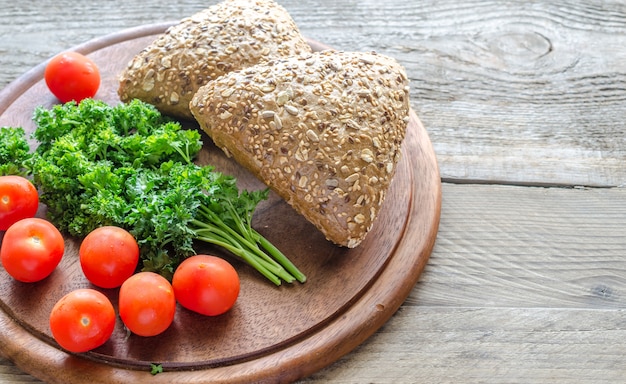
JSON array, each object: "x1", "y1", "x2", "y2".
[
  {"x1": 0, "y1": 218, "x2": 64, "y2": 282},
  {"x1": 49, "y1": 289, "x2": 116, "y2": 353},
  {"x1": 172, "y1": 255, "x2": 240, "y2": 316},
  {"x1": 119, "y1": 272, "x2": 176, "y2": 337},
  {"x1": 79, "y1": 226, "x2": 139, "y2": 289},
  {"x1": 0, "y1": 175, "x2": 39, "y2": 231},
  {"x1": 44, "y1": 51, "x2": 100, "y2": 103}
]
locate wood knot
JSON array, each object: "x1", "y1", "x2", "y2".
[
  {"x1": 470, "y1": 23, "x2": 574, "y2": 74},
  {"x1": 491, "y1": 30, "x2": 552, "y2": 60}
]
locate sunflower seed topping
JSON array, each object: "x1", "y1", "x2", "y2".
[
  {"x1": 284, "y1": 105, "x2": 299, "y2": 116},
  {"x1": 306, "y1": 129, "x2": 319, "y2": 142},
  {"x1": 261, "y1": 110, "x2": 275, "y2": 119},
  {"x1": 118, "y1": 0, "x2": 313, "y2": 119},
  {"x1": 190, "y1": 49, "x2": 410, "y2": 248}
]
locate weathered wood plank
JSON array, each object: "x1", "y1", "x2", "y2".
[
  {"x1": 406, "y1": 0, "x2": 626, "y2": 187},
  {"x1": 411, "y1": 184, "x2": 626, "y2": 309},
  {"x1": 0, "y1": 359, "x2": 41, "y2": 383},
  {"x1": 301, "y1": 306, "x2": 626, "y2": 384},
  {"x1": 1, "y1": 0, "x2": 625, "y2": 186}
]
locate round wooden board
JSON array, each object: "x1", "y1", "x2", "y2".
[{"x1": 0, "y1": 23, "x2": 441, "y2": 384}]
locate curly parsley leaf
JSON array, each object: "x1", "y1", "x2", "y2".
[{"x1": 0, "y1": 126, "x2": 31, "y2": 176}]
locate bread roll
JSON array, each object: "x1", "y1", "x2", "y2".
[
  {"x1": 118, "y1": 0, "x2": 311, "y2": 119},
  {"x1": 190, "y1": 50, "x2": 410, "y2": 247}
]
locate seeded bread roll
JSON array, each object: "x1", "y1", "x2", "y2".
[
  {"x1": 118, "y1": 0, "x2": 312, "y2": 120},
  {"x1": 190, "y1": 50, "x2": 410, "y2": 247}
]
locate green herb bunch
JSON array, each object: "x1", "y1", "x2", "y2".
[
  {"x1": 2, "y1": 99, "x2": 305, "y2": 285},
  {"x1": 0, "y1": 126, "x2": 31, "y2": 176}
]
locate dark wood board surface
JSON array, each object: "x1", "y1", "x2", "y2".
[{"x1": 0, "y1": 23, "x2": 440, "y2": 383}]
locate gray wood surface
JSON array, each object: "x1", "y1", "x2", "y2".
[{"x1": 1, "y1": 0, "x2": 625, "y2": 383}]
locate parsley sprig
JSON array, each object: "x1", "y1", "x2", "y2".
[
  {"x1": 5, "y1": 99, "x2": 305, "y2": 285},
  {"x1": 0, "y1": 126, "x2": 31, "y2": 176}
]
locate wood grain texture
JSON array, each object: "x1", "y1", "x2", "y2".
[
  {"x1": 1, "y1": 0, "x2": 626, "y2": 383},
  {"x1": 413, "y1": 184, "x2": 626, "y2": 309},
  {"x1": 301, "y1": 306, "x2": 626, "y2": 383},
  {"x1": 1, "y1": 0, "x2": 626, "y2": 187},
  {"x1": 0, "y1": 359, "x2": 41, "y2": 383}
]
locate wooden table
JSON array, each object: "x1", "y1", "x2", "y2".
[{"x1": 1, "y1": 0, "x2": 625, "y2": 382}]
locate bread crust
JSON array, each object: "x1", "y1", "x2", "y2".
[
  {"x1": 190, "y1": 50, "x2": 410, "y2": 247},
  {"x1": 118, "y1": 0, "x2": 311, "y2": 120}
]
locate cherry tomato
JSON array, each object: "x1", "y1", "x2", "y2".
[
  {"x1": 172, "y1": 255, "x2": 240, "y2": 316},
  {"x1": 1, "y1": 218, "x2": 64, "y2": 282},
  {"x1": 0, "y1": 175, "x2": 39, "y2": 231},
  {"x1": 79, "y1": 226, "x2": 139, "y2": 289},
  {"x1": 49, "y1": 289, "x2": 116, "y2": 353},
  {"x1": 119, "y1": 272, "x2": 176, "y2": 337},
  {"x1": 44, "y1": 51, "x2": 100, "y2": 103}
]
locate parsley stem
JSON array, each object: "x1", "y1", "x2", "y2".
[
  {"x1": 194, "y1": 233, "x2": 282, "y2": 286},
  {"x1": 194, "y1": 224, "x2": 288, "y2": 277},
  {"x1": 255, "y1": 231, "x2": 307, "y2": 283},
  {"x1": 191, "y1": 212, "x2": 297, "y2": 284}
]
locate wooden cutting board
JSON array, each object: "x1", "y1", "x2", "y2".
[{"x1": 0, "y1": 22, "x2": 441, "y2": 384}]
